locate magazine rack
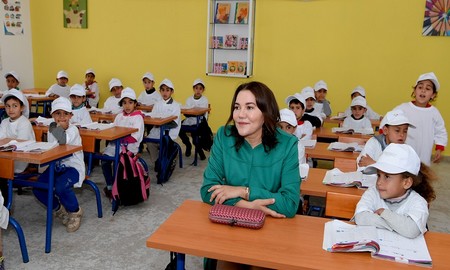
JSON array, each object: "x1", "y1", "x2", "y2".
[{"x1": 206, "y1": 0, "x2": 255, "y2": 78}]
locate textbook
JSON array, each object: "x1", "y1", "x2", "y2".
[
  {"x1": 299, "y1": 139, "x2": 317, "y2": 148},
  {"x1": 79, "y1": 122, "x2": 114, "y2": 131},
  {"x1": 0, "y1": 140, "x2": 58, "y2": 153},
  {"x1": 323, "y1": 220, "x2": 432, "y2": 267},
  {"x1": 332, "y1": 127, "x2": 374, "y2": 135},
  {"x1": 234, "y1": 2, "x2": 249, "y2": 24},
  {"x1": 215, "y1": 2, "x2": 231, "y2": 24},
  {"x1": 224, "y1": 34, "x2": 238, "y2": 49},
  {"x1": 322, "y1": 168, "x2": 377, "y2": 188},
  {"x1": 34, "y1": 116, "x2": 54, "y2": 126},
  {"x1": 327, "y1": 142, "x2": 363, "y2": 152}
]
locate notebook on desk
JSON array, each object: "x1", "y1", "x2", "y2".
[
  {"x1": 0, "y1": 140, "x2": 58, "y2": 153},
  {"x1": 322, "y1": 168, "x2": 376, "y2": 188},
  {"x1": 332, "y1": 127, "x2": 374, "y2": 135}
]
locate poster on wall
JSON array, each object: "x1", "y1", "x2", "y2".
[
  {"x1": 2, "y1": 0, "x2": 24, "y2": 35},
  {"x1": 63, "y1": 0, "x2": 87, "y2": 29},
  {"x1": 422, "y1": 0, "x2": 450, "y2": 36}
]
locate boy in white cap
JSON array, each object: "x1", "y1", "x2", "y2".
[
  {"x1": 4, "y1": 70, "x2": 20, "y2": 91},
  {"x1": 137, "y1": 72, "x2": 162, "y2": 106},
  {"x1": 285, "y1": 93, "x2": 314, "y2": 140},
  {"x1": 146, "y1": 79, "x2": 181, "y2": 165},
  {"x1": 342, "y1": 96, "x2": 372, "y2": 130},
  {"x1": 314, "y1": 80, "x2": 332, "y2": 117},
  {"x1": 45, "y1": 70, "x2": 71, "y2": 99},
  {"x1": 179, "y1": 78, "x2": 209, "y2": 159},
  {"x1": 357, "y1": 109, "x2": 414, "y2": 172},
  {"x1": 354, "y1": 143, "x2": 436, "y2": 238},
  {"x1": 101, "y1": 88, "x2": 144, "y2": 199},
  {"x1": 69, "y1": 84, "x2": 92, "y2": 125},
  {"x1": 394, "y1": 72, "x2": 447, "y2": 165},
  {"x1": 301, "y1": 86, "x2": 325, "y2": 126},
  {"x1": 83, "y1": 68, "x2": 99, "y2": 108},
  {"x1": 33, "y1": 97, "x2": 85, "y2": 233},
  {"x1": 344, "y1": 86, "x2": 381, "y2": 120},
  {"x1": 103, "y1": 78, "x2": 123, "y2": 114}
]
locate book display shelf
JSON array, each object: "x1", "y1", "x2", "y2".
[{"x1": 206, "y1": 0, "x2": 255, "y2": 78}]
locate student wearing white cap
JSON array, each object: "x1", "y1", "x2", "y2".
[
  {"x1": 33, "y1": 97, "x2": 85, "y2": 233},
  {"x1": 394, "y1": 72, "x2": 447, "y2": 165},
  {"x1": 179, "y1": 78, "x2": 209, "y2": 160},
  {"x1": 344, "y1": 86, "x2": 381, "y2": 120},
  {"x1": 45, "y1": 70, "x2": 71, "y2": 99},
  {"x1": 137, "y1": 72, "x2": 162, "y2": 106},
  {"x1": 301, "y1": 86, "x2": 325, "y2": 126},
  {"x1": 4, "y1": 70, "x2": 20, "y2": 90},
  {"x1": 357, "y1": 109, "x2": 414, "y2": 172},
  {"x1": 342, "y1": 96, "x2": 372, "y2": 130},
  {"x1": 102, "y1": 78, "x2": 123, "y2": 114},
  {"x1": 83, "y1": 68, "x2": 99, "y2": 108},
  {"x1": 314, "y1": 80, "x2": 332, "y2": 117},
  {"x1": 285, "y1": 93, "x2": 314, "y2": 140},
  {"x1": 102, "y1": 88, "x2": 144, "y2": 199},
  {"x1": 354, "y1": 143, "x2": 436, "y2": 239},
  {"x1": 69, "y1": 84, "x2": 92, "y2": 125}
]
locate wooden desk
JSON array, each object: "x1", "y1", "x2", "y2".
[
  {"x1": 314, "y1": 127, "x2": 374, "y2": 140},
  {"x1": 301, "y1": 168, "x2": 365, "y2": 197},
  {"x1": 22, "y1": 88, "x2": 47, "y2": 95},
  {"x1": 324, "y1": 117, "x2": 381, "y2": 128},
  {"x1": 147, "y1": 200, "x2": 450, "y2": 270},
  {"x1": 137, "y1": 104, "x2": 153, "y2": 112},
  {"x1": 181, "y1": 107, "x2": 210, "y2": 115},
  {"x1": 305, "y1": 142, "x2": 360, "y2": 160},
  {"x1": 89, "y1": 112, "x2": 177, "y2": 126}
]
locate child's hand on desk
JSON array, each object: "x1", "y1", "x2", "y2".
[{"x1": 358, "y1": 154, "x2": 375, "y2": 167}]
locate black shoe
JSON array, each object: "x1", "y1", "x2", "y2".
[
  {"x1": 103, "y1": 187, "x2": 113, "y2": 202},
  {"x1": 199, "y1": 150, "x2": 206, "y2": 160},
  {"x1": 185, "y1": 144, "x2": 192, "y2": 157}
]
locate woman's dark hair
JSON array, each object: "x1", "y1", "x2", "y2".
[
  {"x1": 224, "y1": 81, "x2": 280, "y2": 152},
  {"x1": 402, "y1": 162, "x2": 436, "y2": 203},
  {"x1": 4, "y1": 95, "x2": 24, "y2": 107}
]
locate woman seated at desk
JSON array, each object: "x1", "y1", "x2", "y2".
[{"x1": 200, "y1": 81, "x2": 301, "y2": 269}]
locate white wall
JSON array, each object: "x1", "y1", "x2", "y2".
[{"x1": 0, "y1": 0, "x2": 34, "y2": 90}]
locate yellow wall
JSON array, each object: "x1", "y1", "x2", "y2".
[{"x1": 31, "y1": 0, "x2": 449, "y2": 155}]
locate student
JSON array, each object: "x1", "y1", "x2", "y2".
[
  {"x1": 354, "y1": 143, "x2": 436, "y2": 239},
  {"x1": 45, "y1": 70, "x2": 71, "y2": 99},
  {"x1": 314, "y1": 80, "x2": 332, "y2": 117},
  {"x1": 103, "y1": 78, "x2": 123, "y2": 114},
  {"x1": 2, "y1": 71, "x2": 30, "y2": 118},
  {"x1": 342, "y1": 96, "x2": 372, "y2": 130},
  {"x1": 301, "y1": 86, "x2": 325, "y2": 126},
  {"x1": 285, "y1": 93, "x2": 314, "y2": 140},
  {"x1": 33, "y1": 97, "x2": 85, "y2": 233},
  {"x1": 394, "y1": 72, "x2": 447, "y2": 166},
  {"x1": 137, "y1": 72, "x2": 162, "y2": 106},
  {"x1": 357, "y1": 109, "x2": 413, "y2": 172},
  {"x1": 69, "y1": 84, "x2": 92, "y2": 125},
  {"x1": 0, "y1": 190, "x2": 8, "y2": 270},
  {"x1": 146, "y1": 79, "x2": 181, "y2": 165},
  {"x1": 344, "y1": 86, "x2": 381, "y2": 120},
  {"x1": 83, "y1": 68, "x2": 99, "y2": 108},
  {"x1": 101, "y1": 88, "x2": 144, "y2": 200},
  {"x1": 179, "y1": 78, "x2": 209, "y2": 160}
]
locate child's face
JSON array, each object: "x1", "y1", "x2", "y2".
[
  {"x1": 6, "y1": 76, "x2": 19, "y2": 90},
  {"x1": 70, "y1": 95, "x2": 86, "y2": 107},
  {"x1": 51, "y1": 110, "x2": 72, "y2": 130},
  {"x1": 111, "y1": 86, "x2": 123, "y2": 98},
  {"x1": 160, "y1": 85, "x2": 173, "y2": 100},
  {"x1": 5, "y1": 97, "x2": 24, "y2": 120},
  {"x1": 193, "y1": 84, "x2": 204, "y2": 99},
  {"x1": 305, "y1": 97, "x2": 315, "y2": 110},
  {"x1": 351, "y1": 92, "x2": 362, "y2": 99},
  {"x1": 85, "y1": 73, "x2": 95, "y2": 84},
  {"x1": 383, "y1": 124, "x2": 408, "y2": 144},
  {"x1": 143, "y1": 78, "x2": 154, "y2": 90},
  {"x1": 315, "y1": 89, "x2": 327, "y2": 102},
  {"x1": 121, "y1": 98, "x2": 137, "y2": 114},
  {"x1": 57, "y1": 77, "x2": 68, "y2": 87},
  {"x1": 376, "y1": 171, "x2": 412, "y2": 199},
  {"x1": 413, "y1": 80, "x2": 436, "y2": 107},
  {"x1": 351, "y1": 106, "x2": 366, "y2": 119},
  {"x1": 289, "y1": 102, "x2": 304, "y2": 120},
  {"x1": 278, "y1": 122, "x2": 296, "y2": 135}
]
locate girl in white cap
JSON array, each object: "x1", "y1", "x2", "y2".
[
  {"x1": 394, "y1": 72, "x2": 447, "y2": 165},
  {"x1": 137, "y1": 72, "x2": 162, "y2": 106},
  {"x1": 344, "y1": 86, "x2": 381, "y2": 120},
  {"x1": 83, "y1": 68, "x2": 99, "y2": 108},
  {"x1": 45, "y1": 70, "x2": 71, "y2": 99},
  {"x1": 69, "y1": 84, "x2": 92, "y2": 125},
  {"x1": 2, "y1": 71, "x2": 30, "y2": 118},
  {"x1": 102, "y1": 78, "x2": 123, "y2": 114},
  {"x1": 354, "y1": 143, "x2": 436, "y2": 238},
  {"x1": 342, "y1": 96, "x2": 372, "y2": 130}
]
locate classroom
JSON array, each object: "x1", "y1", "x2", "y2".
[{"x1": 1, "y1": 0, "x2": 450, "y2": 269}]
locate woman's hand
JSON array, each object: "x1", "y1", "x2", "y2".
[
  {"x1": 208, "y1": 185, "x2": 246, "y2": 204},
  {"x1": 237, "y1": 199, "x2": 286, "y2": 218}
]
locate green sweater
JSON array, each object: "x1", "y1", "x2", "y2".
[{"x1": 200, "y1": 126, "x2": 301, "y2": 218}]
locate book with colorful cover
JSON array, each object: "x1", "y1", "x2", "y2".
[
  {"x1": 234, "y1": 2, "x2": 249, "y2": 24},
  {"x1": 227, "y1": 61, "x2": 238, "y2": 74},
  {"x1": 215, "y1": 3, "x2": 231, "y2": 24},
  {"x1": 224, "y1": 34, "x2": 238, "y2": 49},
  {"x1": 237, "y1": 37, "x2": 248, "y2": 49},
  {"x1": 236, "y1": 61, "x2": 246, "y2": 75}
]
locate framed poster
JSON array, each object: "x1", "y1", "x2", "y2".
[
  {"x1": 2, "y1": 0, "x2": 24, "y2": 35},
  {"x1": 63, "y1": 0, "x2": 87, "y2": 29},
  {"x1": 423, "y1": 0, "x2": 450, "y2": 36}
]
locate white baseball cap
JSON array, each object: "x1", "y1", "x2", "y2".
[
  {"x1": 85, "y1": 68, "x2": 95, "y2": 76},
  {"x1": 69, "y1": 84, "x2": 86, "y2": 97},
  {"x1": 1, "y1": 89, "x2": 28, "y2": 112},
  {"x1": 4, "y1": 71, "x2": 20, "y2": 82},
  {"x1": 285, "y1": 93, "x2": 305, "y2": 107},
  {"x1": 366, "y1": 143, "x2": 420, "y2": 175},
  {"x1": 118, "y1": 87, "x2": 137, "y2": 105},
  {"x1": 159, "y1": 78, "x2": 174, "y2": 90},
  {"x1": 301, "y1": 86, "x2": 316, "y2": 100},
  {"x1": 142, "y1": 72, "x2": 154, "y2": 81},
  {"x1": 193, "y1": 78, "x2": 205, "y2": 87},
  {"x1": 109, "y1": 78, "x2": 122, "y2": 91},
  {"x1": 351, "y1": 86, "x2": 366, "y2": 97},
  {"x1": 279, "y1": 108, "x2": 297, "y2": 127},
  {"x1": 350, "y1": 96, "x2": 367, "y2": 108},
  {"x1": 415, "y1": 72, "x2": 440, "y2": 91},
  {"x1": 57, "y1": 70, "x2": 69, "y2": 79},
  {"x1": 380, "y1": 109, "x2": 415, "y2": 129},
  {"x1": 51, "y1": 97, "x2": 72, "y2": 114},
  {"x1": 314, "y1": 80, "x2": 328, "y2": 91}
]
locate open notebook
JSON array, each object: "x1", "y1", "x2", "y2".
[
  {"x1": 0, "y1": 140, "x2": 58, "y2": 153},
  {"x1": 322, "y1": 168, "x2": 377, "y2": 188},
  {"x1": 79, "y1": 122, "x2": 114, "y2": 130},
  {"x1": 332, "y1": 127, "x2": 374, "y2": 135},
  {"x1": 328, "y1": 142, "x2": 363, "y2": 152}
]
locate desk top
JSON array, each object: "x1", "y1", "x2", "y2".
[
  {"x1": 32, "y1": 125, "x2": 138, "y2": 141},
  {"x1": 22, "y1": 88, "x2": 47, "y2": 94},
  {"x1": 181, "y1": 107, "x2": 210, "y2": 115},
  {"x1": 301, "y1": 168, "x2": 365, "y2": 197},
  {"x1": 147, "y1": 200, "x2": 450, "y2": 270},
  {"x1": 305, "y1": 142, "x2": 360, "y2": 160},
  {"x1": 89, "y1": 112, "x2": 177, "y2": 126},
  {"x1": 324, "y1": 117, "x2": 381, "y2": 128},
  {"x1": 314, "y1": 127, "x2": 374, "y2": 140}
]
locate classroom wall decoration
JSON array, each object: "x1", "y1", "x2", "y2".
[
  {"x1": 63, "y1": 0, "x2": 87, "y2": 29},
  {"x1": 422, "y1": 0, "x2": 450, "y2": 36},
  {"x1": 2, "y1": 0, "x2": 24, "y2": 35}
]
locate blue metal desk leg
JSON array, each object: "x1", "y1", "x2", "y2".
[
  {"x1": 7, "y1": 180, "x2": 29, "y2": 262},
  {"x1": 45, "y1": 162, "x2": 55, "y2": 253},
  {"x1": 176, "y1": 253, "x2": 185, "y2": 270},
  {"x1": 114, "y1": 140, "x2": 120, "y2": 177}
]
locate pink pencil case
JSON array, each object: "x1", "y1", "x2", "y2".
[{"x1": 208, "y1": 204, "x2": 266, "y2": 229}]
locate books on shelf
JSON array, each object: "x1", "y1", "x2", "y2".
[
  {"x1": 328, "y1": 142, "x2": 363, "y2": 152},
  {"x1": 79, "y1": 122, "x2": 114, "y2": 131},
  {"x1": 0, "y1": 140, "x2": 58, "y2": 153},
  {"x1": 323, "y1": 220, "x2": 432, "y2": 267},
  {"x1": 322, "y1": 168, "x2": 377, "y2": 188},
  {"x1": 213, "y1": 63, "x2": 228, "y2": 74},
  {"x1": 332, "y1": 127, "x2": 374, "y2": 135},
  {"x1": 299, "y1": 139, "x2": 317, "y2": 148},
  {"x1": 210, "y1": 36, "x2": 224, "y2": 49},
  {"x1": 215, "y1": 2, "x2": 231, "y2": 24},
  {"x1": 224, "y1": 34, "x2": 238, "y2": 49},
  {"x1": 225, "y1": 61, "x2": 246, "y2": 75},
  {"x1": 237, "y1": 37, "x2": 248, "y2": 50},
  {"x1": 235, "y1": 2, "x2": 249, "y2": 24}
]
